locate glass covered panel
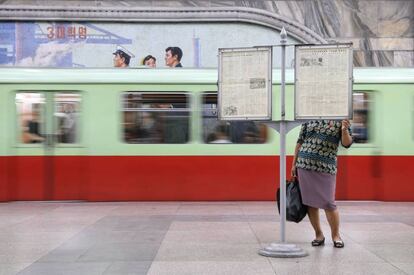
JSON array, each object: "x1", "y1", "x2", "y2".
[
  {"x1": 122, "y1": 93, "x2": 190, "y2": 143},
  {"x1": 15, "y1": 93, "x2": 45, "y2": 144}
]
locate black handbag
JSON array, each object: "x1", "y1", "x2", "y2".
[{"x1": 277, "y1": 178, "x2": 308, "y2": 223}]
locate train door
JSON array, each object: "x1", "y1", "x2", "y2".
[{"x1": 11, "y1": 91, "x2": 83, "y2": 200}]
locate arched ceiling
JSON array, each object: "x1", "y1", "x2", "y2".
[{"x1": 0, "y1": 5, "x2": 327, "y2": 44}]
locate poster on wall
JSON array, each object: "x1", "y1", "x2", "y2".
[{"x1": 0, "y1": 22, "x2": 297, "y2": 68}]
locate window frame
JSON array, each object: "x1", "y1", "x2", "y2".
[
  {"x1": 13, "y1": 90, "x2": 83, "y2": 148},
  {"x1": 349, "y1": 90, "x2": 376, "y2": 148},
  {"x1": 120, "y1": 91, "x2": 192, "y2": 144}
]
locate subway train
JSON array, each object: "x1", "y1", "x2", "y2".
[{"x1": 0, "y1": 67, "x2": 413, "y2": 202}]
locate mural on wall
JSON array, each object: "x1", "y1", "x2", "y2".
[
  {"x1": 0, "y1": 22, "x2": 131, "y2": 67},
  {"x1": 0, "y1": 22, "x2": 299, "y2": 68}
]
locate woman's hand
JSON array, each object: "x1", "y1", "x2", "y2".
[
  {"x1": 341, "y1": 119, "x2": 353, "y2": 147},
  {"x1": 291, "y1": 165, "x2": 297, "y2": 178},
  {"x1": 341, "y1": 119, "x2": 351, "y2": 131}
]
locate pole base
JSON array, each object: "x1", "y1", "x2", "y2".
[{"x1": 258, "y1": 243, "x2": 308, "y2": 258}]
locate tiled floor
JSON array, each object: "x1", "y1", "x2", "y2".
[{"x1": 0, "y1": 201, "x2": 413, "y2": 275}]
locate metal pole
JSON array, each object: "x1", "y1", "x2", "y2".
[
  {"x1": 279, "y1": 27, "x2": 287, "y2": 243},
  {"x1": 258, "y1": 27, "x2": 307, "y2": 258}
]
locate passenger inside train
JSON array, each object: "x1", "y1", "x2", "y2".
[{"x1": 23, "y1": 104, "x2": 44, "y2": 144}]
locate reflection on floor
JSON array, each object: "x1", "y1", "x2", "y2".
[{"x1": 0, "y1": 201, "x2": 413, "y2": 275}]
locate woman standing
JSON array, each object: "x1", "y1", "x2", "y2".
[{"x1": 291, "y1": 120, "x2": 353, "y2": 248}]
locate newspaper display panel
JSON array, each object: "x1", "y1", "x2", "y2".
[
  {"x1": 218, "y1": 47, "x2": 272, "y2": 120},
  {"x1": 294, "y1": 44, "x2": 353, "y2": 120}
]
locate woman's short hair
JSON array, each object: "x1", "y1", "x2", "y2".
[{"x1": 142, "y1": 55, "x2": 156, "y2": 65}]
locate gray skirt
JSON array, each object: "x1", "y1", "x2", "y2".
[{"x1": 297, "y1": 168, "x2": 337, "y2": 210}]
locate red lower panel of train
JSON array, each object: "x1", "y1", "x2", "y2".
[{"x1": 1, "y1": 155, "x2": 413, "y2": 201}]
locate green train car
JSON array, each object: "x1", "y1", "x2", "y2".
[{"x1": 0, "y1": 67, "x2": 413, "y2": 201}]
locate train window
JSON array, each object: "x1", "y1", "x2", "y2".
[
  {"x1": 351, "y1": 92, "x2": 370, "y2": 143},
  {"x1": 122, "y1": 93, "x2": 190, "y2": 143},
  {"x1": 15, "y1": 93, "x2": 46, "y2": 144},
  {"x1": 54, "y1": 93, "x2": 81, "y2": 144},
  {"x1": 202, "y1": 94, "x2": 267, "y2": 144}
]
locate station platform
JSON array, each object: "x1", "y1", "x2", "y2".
[{"x1": 0, "y1": 201, "x2": 413, "y2": 275}]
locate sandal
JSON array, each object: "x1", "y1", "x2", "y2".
[
  {"x1": 311, "y1": 237, "x2": 325, "y2": 246},
  {"x1": 333, "y1": 240, "x2": 345, "y2": 248}
]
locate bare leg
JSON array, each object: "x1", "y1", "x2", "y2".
[
  {"x1": 324, "y1": 208, "x2": 341, "y2": 241},
  {"x1": 308, "y1": 206, "x2": 324, "y2": 240}
]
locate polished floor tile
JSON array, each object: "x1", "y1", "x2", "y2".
[
  {"x1": 0, "y1": 201, "x2": 410, "y2": 274},
  {"x1": 269, "y1": 262, "x2": 406, "y2": 275},
  {"x1": 147, "y1": 260, "x2": 276, "y2": 275},
  {"x1": 0, "y1": 263, "x2": 31, "y2": 275},
  {"x1": 103, "y1": 261, "x2": 152, "y2": 275},
  {"x1": 155, "y1": 242, "x2": 263, "y2": 262},
  {"x1": 18, "y1": 262, "x2": 110, "y2": 275},
  {"x1": 391, "y1": 262, "x2": 414, "y2": 275}
]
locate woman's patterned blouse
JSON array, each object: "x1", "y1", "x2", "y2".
[{"x1": 296, "y1": 120, "x2": 352, "y2": 175}]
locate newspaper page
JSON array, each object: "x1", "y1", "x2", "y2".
[
  {"x1": 218, "y1": 47, "x2": 272, "y2": 120},
  {"x1": 295, "y1": 44, "x2": 353, "y2": 119}
]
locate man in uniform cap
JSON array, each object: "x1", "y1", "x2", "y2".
[{"x1": 113, "y1": 46, "x2": 134, "y2": 68}]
